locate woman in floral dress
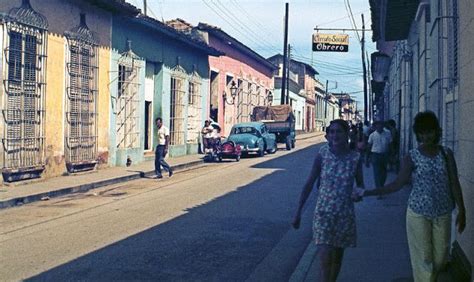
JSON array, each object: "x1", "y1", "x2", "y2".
[{"x1": 293, "y1": 119, "x2": 364, "y2": 282}]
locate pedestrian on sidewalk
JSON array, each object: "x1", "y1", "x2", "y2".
[
  {"x1": 361, "y1": 111, "x2": 466, "y2": 282},
  {"x1": 386, "y1": 119, "x2": 400, "y2": 172},
  {"x1": 155, "y1": 117, "x2": 173, "y2": 179},
  {"x1": 292, "y1": 119, "x2": 364, "y2": 282},
  {"x1": 367, "y1": 120, "x2": 392, "y2": 198}
]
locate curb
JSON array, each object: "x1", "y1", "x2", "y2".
[
  {"x1": 289, "y1": 242, "x2": 317, "y2": 282},
  {"x1": 0, "y1": 132, "x2": 324, "y2": 210},
  {"x1": 0, "y1": 159, "x2": 204, "y2": 210}
]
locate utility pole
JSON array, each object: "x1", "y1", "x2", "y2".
[
  {"x1": 143, "y1": 0, "x2": 147, "y2": 15},
  {"x1": 366, "y1": 54, "x2": 372, "y2": 122},
  {"x1": 361, "y1": 14, "x2": 368, "y2": 123},
  {"x1": 281, "y1": 3, "x2": 289, "y2": 105},
  {"x1": 286, "y1": 44, "x2": 291, "y2": 105}
]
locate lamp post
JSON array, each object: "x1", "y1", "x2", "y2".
[
  {"x1": 223, "y1": 81, "x2": 238, "y2": 105},
  {"x1": 267, "y1": 91, "x2": 273, "y2": 105}
]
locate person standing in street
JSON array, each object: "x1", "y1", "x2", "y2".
[
  {"x1": 367, "y1": 120, "x2": 392, "y2": 197},
  {"x1": 155, "y1": 117, "x2": 173, "y2": 179},
  {"x1": 292, "y1": 119, "x2": 364, "y2": 282},
  {"x1": 201, "y1": 120, "x2": 213, "y2": 152},
  {"x1": 361, "y1": 111, "x2": 466, "y2": 282}
]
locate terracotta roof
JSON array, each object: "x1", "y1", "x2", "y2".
[
  {"x1": 133, "y1": 15, "x2": 223, "y2": 57},
  {"x1": 83, "y1": 0, "x2": 141, "y2": 16},
  {"x1": 197, "y1": 22, "x2": 277, "y2": 71}
]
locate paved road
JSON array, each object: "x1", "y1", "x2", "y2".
[{"x1": 0, "y1": 136, "x2": 325, "y2": 281}]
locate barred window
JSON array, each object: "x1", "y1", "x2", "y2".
[
  {"x1": 2, "y1": 1, "x2": 47, "y2": 172},
  {"x1": 116, "y1": 48, "x2": 141, "y2": 149},
  {"x1": 188, "y1": 81, "x2": 200, "y2": 105},
  {"x1": 448, "y1": 0, "x2": 459, "y2": 88},
  {"x1": 187, "y1": 72, "x2": 202, "y2": 144},
  {"x1": 65, "y1": 14, "x2": 98, "y2": 169},
  {"x1": 170, "y1": 69, "x2": 186, "y2": 146}
]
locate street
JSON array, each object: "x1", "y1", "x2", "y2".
[{"x1": 0, "y1": 136, "x2": 325, "y2": 281}]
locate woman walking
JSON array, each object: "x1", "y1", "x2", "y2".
[
  {"x1": 362, "y1": 111, "x2": 466, "y2": 281},
  {"x1": 292, "y1": 119, "x2": 364, "y2": 282}
]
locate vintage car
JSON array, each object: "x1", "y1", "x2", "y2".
[{"x1": 226, "y1": 122, "x2": 277, "y2": 157}]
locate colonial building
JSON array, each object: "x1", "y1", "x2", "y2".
[
  {"x1": 189, "y1": 22, "x2": 276, "y2": 136},
  {"x1": 0, "y1": 0, "x2": 221, "y2": 184},
  {"x1": 267, "y1": 54, "x2": 319, "y2": 132},
  {"x1": 111, "y1": 16, "x2": 220, "y2": 161},
  {"x1": 370, "y1": 0, "x2": 473, "y2": 279},
  {"x1": 0, "y1": 0, "x2": 140, "y2": 181},
  {"x1": 333, "y1": 93, "x2": 357, "y2": 123}
]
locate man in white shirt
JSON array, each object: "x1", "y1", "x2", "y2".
[
  {"x1": 155, "y1": 117, "x2": 173, "y2": 179},
  {"x1": 368, "y1": 121, "x2": 392, "y2": 191}
]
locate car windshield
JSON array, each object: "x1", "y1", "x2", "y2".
[{"x1": 232, "y1": 126, "x2": 258, "y2": 135}]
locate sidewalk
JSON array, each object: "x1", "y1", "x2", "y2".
[
  {"x1": 0, "y1": 131, "x2": 324, "y2": 210},
  {"x1": 290, "y1": 165, "x2": 456, "y2": 282}
]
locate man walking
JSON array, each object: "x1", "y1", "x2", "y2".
[
  {"x1": 368, "y1": 121, "x2": 392, "y2": 197},
  {"x1": 155, "y1": 117, "x2": 173, "y2": 179}
]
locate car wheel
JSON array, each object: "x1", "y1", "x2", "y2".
[{"x1": 267, "y1": 145, "x2": 277, "y2": 154}]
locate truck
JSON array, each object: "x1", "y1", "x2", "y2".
[{"x1": 251, "y1": 105, "x2": 296, "y2": 150}]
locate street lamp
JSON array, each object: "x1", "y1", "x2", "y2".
[
  {"x1": 267, "y1": 91, "x2": 273, "y2": 105},
  {"x1": 223, "y1": 81, "x2": 238, "y2": 105}
]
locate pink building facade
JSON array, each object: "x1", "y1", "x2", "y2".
[{"x1": 198, "y1": 24, "x2": 276, "y2": 135}]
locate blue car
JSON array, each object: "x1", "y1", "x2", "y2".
[{"x1": 227, "y1": 122, "x2": 277, "y2": 157}]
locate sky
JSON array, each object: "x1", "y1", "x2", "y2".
[{"x1": 126, "y1": 0, "x2": 376, "y2": 107}]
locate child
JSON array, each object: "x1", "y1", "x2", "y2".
[{"x1": 292, "y1": 119, "x2": 364, "y2": 282}]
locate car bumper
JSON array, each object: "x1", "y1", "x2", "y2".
[{"x1": 239, "y1": 145, "x2": 260, "y2": 152}]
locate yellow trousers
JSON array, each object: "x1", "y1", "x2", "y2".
[{"x1": 406, "y1": 208, "x2": 451, "y2": 282}]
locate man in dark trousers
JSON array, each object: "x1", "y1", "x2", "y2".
[
  {"x1": 368, "y1": 120, "x2": 392, "y2": 198},
  {"x1": 155, "y1": 117, "x2": 173, "y2": 179}
]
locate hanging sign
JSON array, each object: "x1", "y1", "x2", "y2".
[{"x1": 312, "y1": 33, "x2": 349, "y2": 52}]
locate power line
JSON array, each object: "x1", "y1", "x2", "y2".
[
  {"x1": 212, "y1": 0, "x2": 280, "y2": 53},
  {"x1": 315, "y1": 9, "x2": 369, "y2": 27},
  {"x1": 200, "y1": 0, "x2": 271, "y2": 52}
]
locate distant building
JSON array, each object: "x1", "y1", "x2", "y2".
[
  {"x1": 267, "y1": 54, "x2": 319, "y2": 132},
  {"x1": 333, "y1": 93, "x2": 357, "y2": 123}
]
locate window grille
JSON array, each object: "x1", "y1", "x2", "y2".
[
  {"x1": 187, "y1": 71, "x2": 202, "y2": 143},
  {"x1": 64, "y1": 14, "x2": 98, "y2": 170},
  {"x1": 1, "y1": 0, "x2": 47, "y2": 173},
  {"x1": 448, "y1": 0, "x2": 459, "y2": 88},
  {"x1": 116, "y1": 44, "x2": 141, "y2": 149},
  {"x1": 170, "y1": 65, "x2": 186, "y2": 145},
  {"x1": 236, "y1": 80, "x2": 251, "y2": 123}
]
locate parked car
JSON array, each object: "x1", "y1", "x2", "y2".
[{"x1": 227, "y1": 122, "x2": 277, "y2": 157}]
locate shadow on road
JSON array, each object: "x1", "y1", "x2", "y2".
[{"x1": 27, "y1": 143, "x2": 324, "y2": 281}]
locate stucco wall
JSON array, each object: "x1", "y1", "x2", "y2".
[
  {"x1": 458, "y1": 0, "x2": 474, "y2": 274},
  {"x1": 0, "y1": 0, "x2": 113, "y2": 178},
  {"x1": 112, "y1": 17, "x2": 211, "y2": 157},
  {"x1": 43, "y1": 34, "x2": 66, "y2": 178},
  {"x1": 207, "y1": 35, "x2": 274, "y2": 135}
]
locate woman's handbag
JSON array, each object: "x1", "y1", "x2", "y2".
[{"x1": 439, "y1": 146, "x2": 455, "y2": 194}]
